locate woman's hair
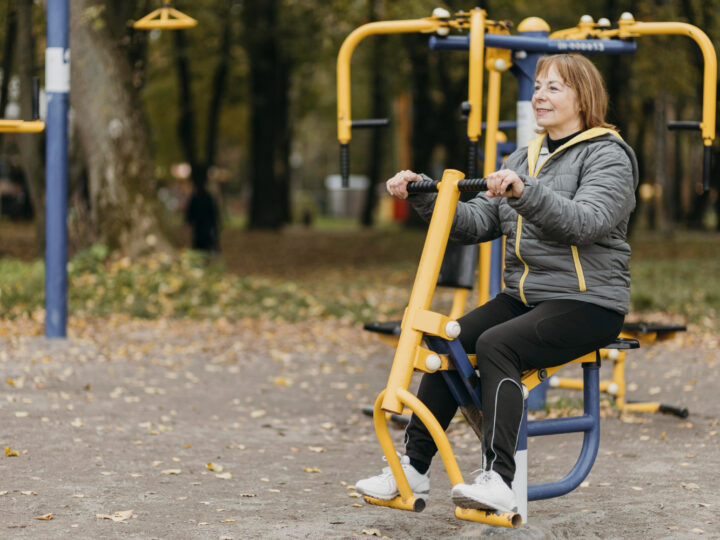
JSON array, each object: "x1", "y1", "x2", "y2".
[{"x1": 535, "y1": 54, "x2": 616, "y2": 132}]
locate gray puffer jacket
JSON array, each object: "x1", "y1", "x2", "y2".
[{"x1": 410, "y1": 128, "x2": 639, "y2": 314}]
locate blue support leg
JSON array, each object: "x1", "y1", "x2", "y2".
[{"x1": 528, "y1": 357, "x2": 601, "y2": 500}]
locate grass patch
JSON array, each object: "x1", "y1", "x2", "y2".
[{"x1": 1, "y1": 230, "x2": 718, "y2": 329}]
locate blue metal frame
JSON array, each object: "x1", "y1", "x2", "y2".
[
  {"x1": 45, "y1": 1, "x2": 70, "y2": 338},
  {"x1": 528, "y1": 358, "x2": 601, "y2": 500},
  {"x1": 426, "y1": 338, "x2": 602, "y2": 502},
  {"x1": 429, "y1": 34, "x2": 637, "y2": 55}
]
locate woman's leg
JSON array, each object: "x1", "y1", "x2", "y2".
[
  {"x1": 475, "y1": 300, "x2": 624, "y2": 485},
  {"x1": 404, "y1": 293, "x2": 529, "y2": 469}
]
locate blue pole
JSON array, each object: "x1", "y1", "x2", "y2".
[{"x1": 45, "y1": 2, "x2": 70, "y2": 338}]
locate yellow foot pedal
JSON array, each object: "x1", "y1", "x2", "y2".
[
  {"x1": 363, "y1": 495, "x2": 426, "y2": 512},
  {"x1": 455, "y1": 506, "x2": 522, "y2": 528}
]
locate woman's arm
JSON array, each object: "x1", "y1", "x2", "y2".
[{"x1": 507, "y1": 143, "x2": 636, "y2": 245}]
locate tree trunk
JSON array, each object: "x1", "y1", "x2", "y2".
[
  {"x1": 173, "y1": 1, "x2": 234, "y2": 251},
  {"x1": 15, "y1": 0, "x2": 45, "y2": 252},
  {"x1": 244, "y1": 0, "x2": 292, "y2": 229},
  {"x1": 173, "y1": 29, "x2": 198, "y2": 176},
  {"x1": 205, "y1": 0, "x2": 235, "y2": 170},
  {"x1": 0, "y1": 0, "x2": 17, "y2": 149},
  {"x1": 70, "y1": 0, "x2": 171, "y2": 255},
  {"x1": 361, "y1": 0, "x2": 386, "y2": 228},
  {"x1": 653, "y1": 92, "x2": 670, "y2": 233},
  {"x1": 403, "y1": 34, "x2": 435, "y2": 227}
]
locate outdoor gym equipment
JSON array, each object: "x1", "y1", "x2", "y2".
[
  {"x1": 133, "y1": 0, "x2": 198, "y2": 30},
  {"x1": 362, "y1": 168, "x2": 639, "y2": 527},
  {"x1": 337, "y1": 7, "x2": 717, "y2": 413},
  {"x1": 549, "y1": 323, "x2": 689, "y2": 417}
]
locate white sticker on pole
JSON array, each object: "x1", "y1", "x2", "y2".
[
  {"x1": 516, "y1": 101, "x2": 538, "y2": 148},
  {"x1": 46, "y1": 47, "x2": 70, "y2": 93}
]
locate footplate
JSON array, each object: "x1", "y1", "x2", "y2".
[
  {"x1": 455, "y1": 506, "x2": 522, "y2": 528},
  {"x1": 363, "y1": 495, "x2": 426, "y2": 512}
]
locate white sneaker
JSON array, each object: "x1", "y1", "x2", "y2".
[
  {"x1": 451, "y1": 470, "x2": 517, "y2": 513},
  {"x1": 355, "y1": 455, "x2": 430, "y2": 501}
]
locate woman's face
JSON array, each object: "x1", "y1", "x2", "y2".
[{"x1": 532, "y1": 65, "x2": 583, "y2": 139}]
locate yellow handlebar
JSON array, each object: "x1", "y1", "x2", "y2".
[
  {"x1": 0, "y1": 120, "x2": 45, "y2": 133},
  {"x1": 618, "y1": 21, "x2": 717, "y2": 145},
  {"x1": 336, "y1": 18, "x2": 447, "y2": 145}
]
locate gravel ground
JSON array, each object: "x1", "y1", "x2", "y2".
[{"x1": 0, "y1": 315, "x2": 718, "y2": 539}]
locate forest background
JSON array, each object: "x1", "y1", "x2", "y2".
[{"x1": 0, "y1": 0, "x2": 719, "y2": 330}]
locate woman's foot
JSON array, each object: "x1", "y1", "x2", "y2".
[
  {"x1": 355, "y1": 455, "x2": 430, "y2": 501},
  {"x1": 451, "y1": 470, "x2": 517, "y2": 513}
]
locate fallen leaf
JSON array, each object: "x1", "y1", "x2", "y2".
[
  {"x1": 215, "y1": 472, "x2": 232, "y2": 480},
  {"x1": 5, "y1": 447, "x2": 20, "y2": 457},
  {"x1": 361, "y1": 529, "x2": 382, "y2": 536},
  {"x1": 161, "y1": 469, "x2": 182, "y2": 475},
  {"x1": 206, "y1": 462, "x2": 223, "y2": 472},
  {"x1": 35, "y1": 513, "x2": 53, "y2": 520},
  {"x1": 20, "y1": 490, "x2": 37, "y2": 496},
  {"x1": 250, "y1": 409, "x2": 266, "y2": 418},
  {"x1": 273, "y1": 376, "x2": 293, "y2": 387},
  {"x1": 303, "y1": 467, "x2": 321, "y2": 473},
  {"x1": 96, "y1": 509, "x2": 133, "y2": 523},
  {"x1": 308, "y1": 446, "x2": 325, "y2": 453}
]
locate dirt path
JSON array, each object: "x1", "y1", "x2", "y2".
[{"x1": 0, "y1": 316, "x2": 718, "y2": 539}]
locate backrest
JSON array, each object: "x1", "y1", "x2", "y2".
[{"x1": 437, "y1": 242, "x2": 478, "y2": 290}]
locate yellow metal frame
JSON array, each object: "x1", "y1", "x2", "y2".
[
  {"x1": 133, "y1": 0, "x2": 198, "y2": 30},
  {"x1": 551, "y1": 15, "x2": 717, "y2": 148},
  {"x1": 366, "y1": 168, "x2": 609, "y2": 528},
  {"x1": 337, "y1": 9, "x2": 504, "y2": 147},
  {"x1": 551, "y1": 330, "x2": 681, "y2": 414},
  {"x1": 0, "y1": 120, "x2": 45, "y2": 133}
]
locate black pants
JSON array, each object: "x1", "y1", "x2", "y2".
[{"x1": 404, "y1": 293, "x2": 624, "y2": 485}]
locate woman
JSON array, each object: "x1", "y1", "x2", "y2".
[{"x1": 355, "y1": 54, "x2": 638, "y2": 513}]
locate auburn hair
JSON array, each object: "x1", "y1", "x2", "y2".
[{"x1": 535, "y1": 54, "x2": 616, "y2": 132}]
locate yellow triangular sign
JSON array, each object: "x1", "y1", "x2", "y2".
[{"x1": 133, "y1": 6, "x2": 197, "y2": 30}]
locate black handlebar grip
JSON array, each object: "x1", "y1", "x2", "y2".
[
  {"x1": 406, "y1": 177, "x2": 507, "y2": 194},
  {"x1": 703, "y1": 145, "x2": 712, "y2": 193},
  {"x1": 340, "y1": 143, "x2": 349, "y2": 188},
  {"x1": 351, "y1": 118, "x2": 390, "y2": 128},
  {"x1": 667, "y1": 121, "x2": 701, "y2": 131},
  {"x1": 458, "y1": 178, "x2": 489, "y2": 192},
  {"x1": 406, "y1": 180, "x2": 439, "y2": 193},
  {"x1": 32, "y1": 77, "x2": 40, "y2": 121},
  {"x1": 659, "y1": 404, "x2": 689, "y2": 418},
  {"x1": 467, "y1": 139, "x2": 478, "y2": 179}
]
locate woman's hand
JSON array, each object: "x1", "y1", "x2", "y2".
[
  {"x1": 485, "y1": 169, "x2": 524, "y2": 198},
  {"x1": 386, "y1": 170, "x2": 423, "y2": 199}
]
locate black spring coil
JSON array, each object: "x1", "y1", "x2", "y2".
[{"x1": 340, "y1": 144, "x2": 350, "y2": 187}]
